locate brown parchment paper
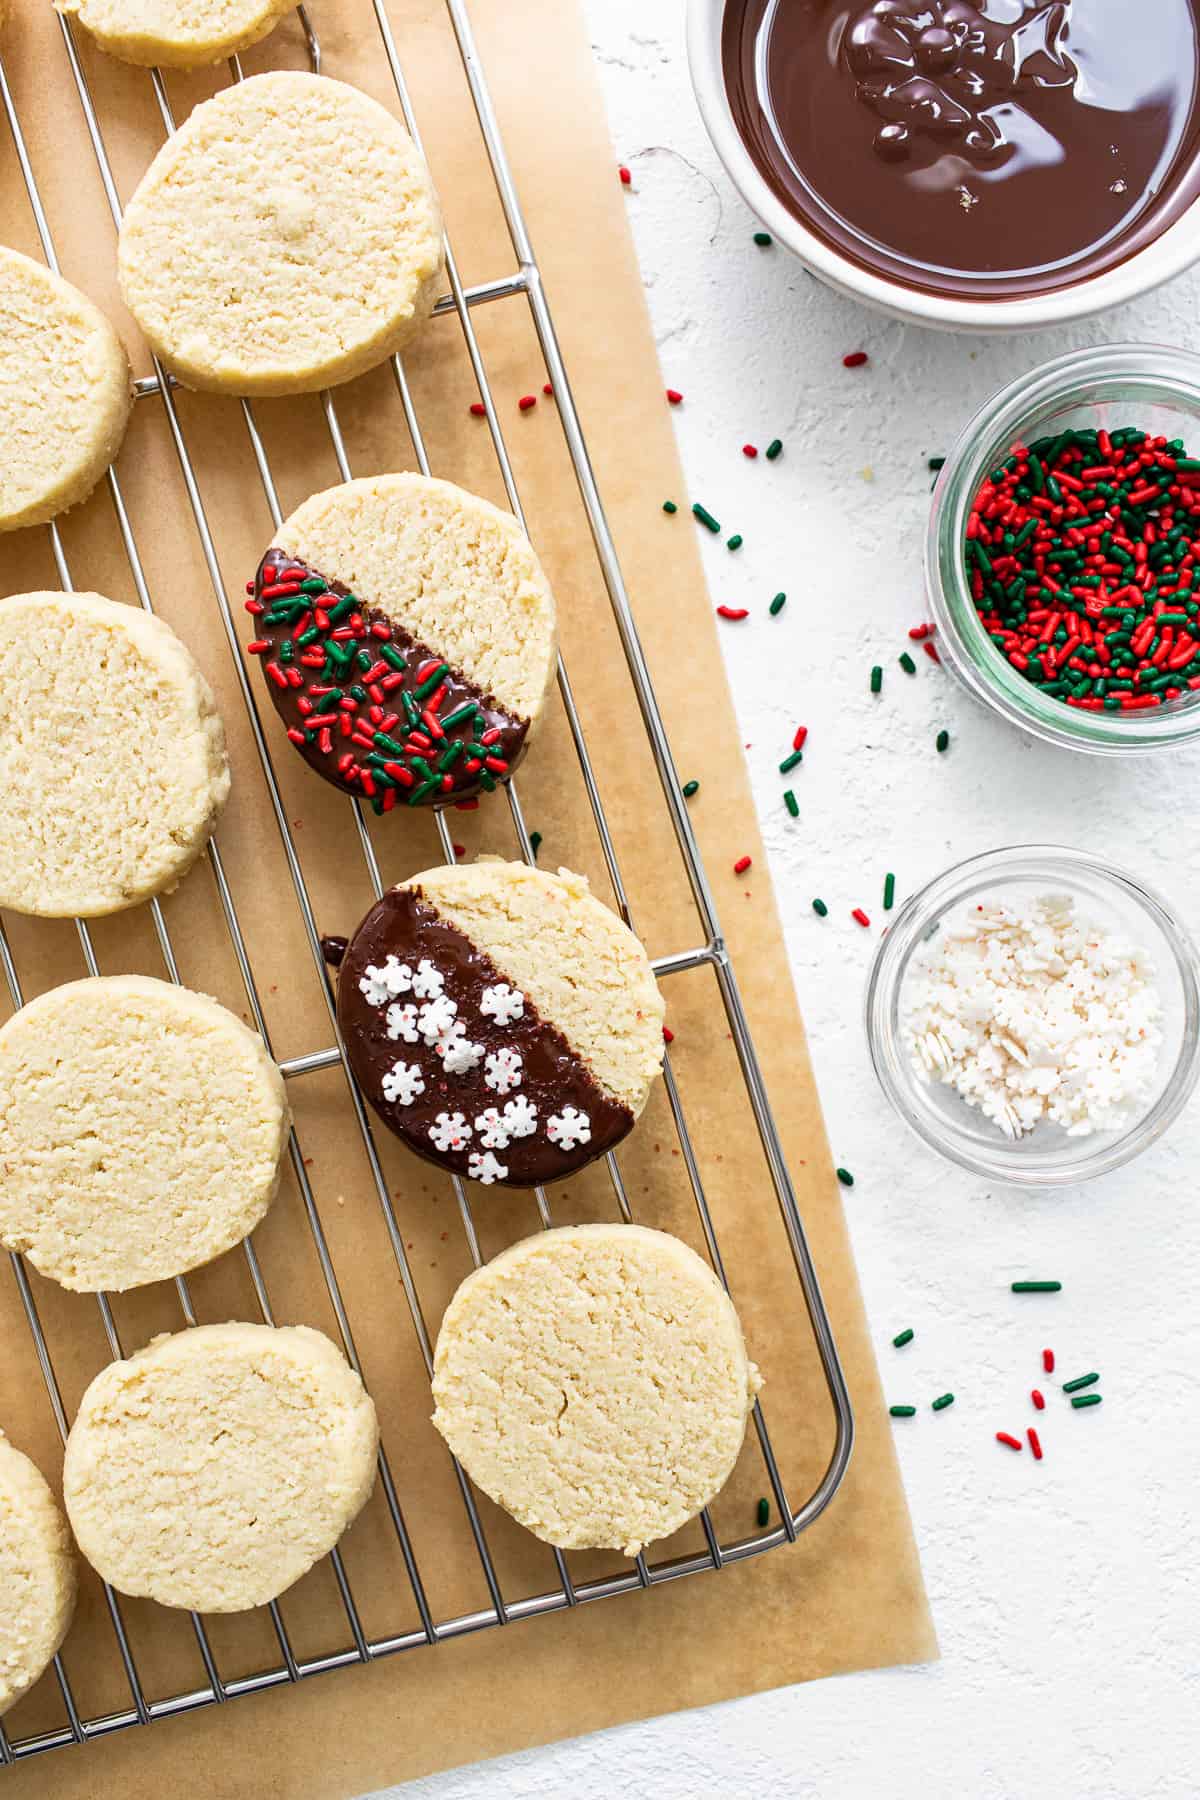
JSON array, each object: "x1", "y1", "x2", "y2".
[{"x1": 0, "y1": 0, "x2": 935, "y2": 1792}]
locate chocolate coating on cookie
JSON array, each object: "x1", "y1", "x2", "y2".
[
  {"x1": 246, "y1": 551, "x2": 528, "y2": 811},
  {"x1": 338, "y1": 886, "x2": 632, "y2": 1187}
]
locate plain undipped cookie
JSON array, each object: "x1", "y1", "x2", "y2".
[
  {"x1": 0, "y1": 1433, "x2": 77, "y2": 1719},
  {"x1": 117, "y1": 73, "x2": 442, "y2": 396},
  {"x1": 0, "y1": 592, "x2": 229, "y2": 917},
  {"x1": 0, "y1": 976, "x2": 289, "y2": 1292},
  {"x1": 56, "y1": 0, "x2": 296, "y2": 67},
  {"x1": 337, "y1": 861, "x2": 665, "y2": 1186},
  {"x1": 63, "y1": 1323, "x2": 379, "y2": 1613},
  {"x1": 250, "y1": 474, "x2": 557, "y2": 806},
  {"x1": 0, "y1": 245, "x2": 131, "y2": 533},
  {"x1": 431, "y1": 1224, "x2": 762, "y2": 1557}
]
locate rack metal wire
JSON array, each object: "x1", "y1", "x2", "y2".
[{"x1": 0, "y1": 0, "x2": 853, "y2": 1765}]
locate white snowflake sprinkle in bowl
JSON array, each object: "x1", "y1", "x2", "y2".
[{"x1": 865, "y1": 845, "x2": 1200, "y2": 1185}]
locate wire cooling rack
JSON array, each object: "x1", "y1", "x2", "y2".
[{"x1": 0, "y1": 0, "x2": 853, "y2": 1766}]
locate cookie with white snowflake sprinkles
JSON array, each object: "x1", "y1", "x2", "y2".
[
  {"x1": 334, "y1": 860, "x2": 665, "y2": 1186},
  {"x1": 245, "y1": 474, "x2": 556, "y2": 811}
]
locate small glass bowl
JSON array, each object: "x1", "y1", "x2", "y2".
[
  {"x1": 865, "y1": 845, "x2": 1200, "y2": 1185},
  {"x1": 927, "y1": 343, "x2": 1200, "y2": 754}
]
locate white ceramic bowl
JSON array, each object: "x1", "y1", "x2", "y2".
[{"x1": 686, "y1": 0, "x2": 1200, "y2": 334}]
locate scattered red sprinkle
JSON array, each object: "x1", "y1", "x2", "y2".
[
  {"x1": 619, "y1": 165, "x2": 631, "y2": 185},
  {"x1": 518, "y1": 394, "x2": 537, "y2": 412},
  {"x1": 1031, "y1": 1389, "x2": 1046, "y2": 1411},
  {"x1": 717, "y1": 605, "x2": 749, "y2": 620},
  {"x1": 1027, "y1": 1427, "x2": 1044, "y2": 1461},
  {"x1": 543, "y1": 382, "x2": 554, "y2": 396},
  {"x1": 1043, "y1": 1348, "x2": 1055, "y2": 1373},
  {"x1": 843, "y1": 351, "x2": 869, "y2": 368},
  {"x1": 908, "y1": 622, "x2": 935, "y2": 640},
  {"x1": 793, "y1": 724, "x2": 808, "y2": 751},
  {"x1": 452, "y1": 843, "x2": 466, "y2": 859},
  {"x1": 743, "y1": 443, "x2": 758, "y2": 458},
  {"x1": 923, "y1": 639, "x2": 942, "y2": 664},
  {"x1": 996, "y1": 1432, "x2": 1023, "y2": 1451},
  {"x1": 666, "y1": 388, "x2": 683, "y2": 405},
  {"x1": 469, "y1": 401, "x2": 486, "y2": 417},
  {"x1": 733, "y1": 855, "x2": 753, "y2": 875},
  {"x1": 662, "y1": 1026, "x2": 675, "y2": 1043},
  {"x1": 454, "y1": 798, "x2": 480, "y2": 812},
  {"x1": 851, "y1": 907, "x2": 871, "y2": 928}
]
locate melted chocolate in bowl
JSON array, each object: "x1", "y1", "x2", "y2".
[{"x1": 723, "y1": 0, "x2": 1200, "y2": 299}]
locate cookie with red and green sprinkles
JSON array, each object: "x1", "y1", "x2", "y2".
[{"x1": 245, "y1": 474, "x2": 557, "y2": 812}]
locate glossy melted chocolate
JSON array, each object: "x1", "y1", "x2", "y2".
[
  {"x1": 723, "y1": 0, "x2": 1200, "y2": 299},
  {"x1": 337, "y1": 886, "x2": 633, "y2": 1188}
]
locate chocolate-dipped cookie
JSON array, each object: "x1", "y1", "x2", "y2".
[
  {"x1": 245, "y1": 474, "x2": 556, "y2": 812},
  {"x1": 335, "y1": 861, "x2": 665, "y2": 1187}
]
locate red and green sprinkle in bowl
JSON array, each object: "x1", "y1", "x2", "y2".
[{"x1": 927, "y1": 345, "x2": 1200, "y2": 754}]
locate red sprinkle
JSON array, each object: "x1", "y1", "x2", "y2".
[
  {"x1": 1031, "y1": 1389, "x2": 1046, "y2": 1411},
  {"x1": 662, "y1": 1026, "x2": 675, "y2": 1043},
  {"x1": 851, "y1": 908, "x2": 871, "y2": 928},
  {"x1": 908, "y1": 622, "x2": 935, "y2": 640},
  {"x1": 619, "y1": 165, "x2": 631, "y2": 185},
  {"x1": 793, "y1": 724, "x2": 808, "y2": 750},
  {"x1": 996, "y1": 1432, "x2": 1023, "y2": 1451},
  {"x1": 469, "y1": 401, "x2": 487, "y2": 417},
  {"x1": 1027, "y1": 1427, "x2": 1044, "y2": 1461},
  {"x1": 717, "y1": 605, "x2": 749, "y2": 620},
  {"x1": 452, "y1": 843, "x2": 466, "y2": 859},
  {"x1": 843, "y1": 351, "x2": 869, "y2": 368},
  {"x1": 1043, "y1": 1348, "x2": 1055, "y2": 1373},
  {"x1": 543, "y1": 382, "x2": 553, "y2": 396},
  {"x1": 454, "y1": 799, "x2": 480, "y2": 812},
  {"x1": 923, "y1": 640, "x2": 942, "y2": 664},
  {"x1": 733, "y1": 855, "x2": 752, "y2": 875},
  {"x1": 518, "y1": 394, "x2": 537, "y2": 412},
  {"x1": 743, "y1": 444, "x2": 758, "y2": 458},
  {"x1": 666, "y1": 389, "x2": 683, "y2": 405}
]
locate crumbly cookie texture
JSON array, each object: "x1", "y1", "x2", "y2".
[
  {"x1": 0, "y1": 1433, "x2": 77, "y2": 1719},
  {"x1": 56, "y1": 0, "x2": 296, "y2": 68},
  {"x1": 0, "y1": 245, "x2": 131, "y2": 533},
  {"x1": 274, "y1": 472, "x2": 558, "y2": 727},
  {"x1": 432, "y1": 1224, "x2": 762, "y2": 1557},
  {"x1": 117, "y1": 72, "x2": 443, "y2": 396},
  {"x1": 409, "y1": 861, "x2": 666, "y2": 1112},
  {"x1": 63, "y1": 1323, "x2": 379, "y2": 1613},
  {"x1": 0, "y1": 976, "x2": 289, "y2": 1292},
  {"x1": 0, "y1": 592, "x2": 230, "y2": 917}
]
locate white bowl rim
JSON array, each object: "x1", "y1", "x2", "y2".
[{"x1": 686, "y1": 0, "x2": 1200, "y2": 334}]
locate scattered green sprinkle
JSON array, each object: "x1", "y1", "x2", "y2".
[
  {"x1": 753, "y1": 231, "x2": 772, "y2": 247},
  {"x1": 769, "y1": 591, "x2": 787, "y2": 616},
  {"x1": 931, "y1": 1393, "x2": 955, "y2": 1412},
  {"x1": 870, "y1": 664, "x2": 883, "y2": 694},
  {"x1": 812, "y1": 897, "x2": 828, "y2": 917},
  {"x1": 529, "y1": 831, "x2": 542, "y2": 858},
  {"x1": 1071, "y1": 1393, "x2": 1103, "y2": 1409},
  {"x1": 835, "y1": 1166, "x2": 854, "y2": 1187},
  {"x1": 784, "y1": 788, "x2": 799, "y2": 818},
  {"x1": 883, "y1": 871, "x2": 896, "y2": 911},
  {"x1": 692, "y1": 502, "x2": 721, "y2": 533},
  {"x1": 889, "y1": 1405, "x2": 917, "y2": 1418},
  {"x1": 928, "y1": 456, "x2": 946, "y2": 471},
  {"x1": 779, "y1": 748, "x2": 804, "y2": 773},
  {"x1": 892, "y1": 1327, "x2": 914, "y2": 1348},
  {"x1": 756, "y1": 1495, "x2": 770, "y2": 1527},
  {"x1": 1012, "y1": 1281, "x2": 1062, "y2": 1293},
  {"x1": 899, "y1": 651, "x2": 916, "y2": 674},
  {"x1": 682, "y1": 779, "x2": 699, "y2": 797},
  {"x1": 727, "y1": 534, "x2": 743, "y2": 551},
  {"x1": 662, "y1": 499, "x2": 678, "y2": 514},
  {"x1": 935, "y1": 729, "x2": 950, "y2": 753},
  {"x1": 765, "y1": 438, "x2": 783, "y2": 461},
  {"x1": 1062, "y1": 1372, "x2": 1099, "y2": 1394}
]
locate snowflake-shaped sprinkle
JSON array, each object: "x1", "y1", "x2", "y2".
[
  {"x1": 381, "y1": 1060, "x2": 425, "y2": 1107},
  {"x1": 484, "y1": 1046, "x2": 523, "y2": 1093},
  {"x1": 385, "y1": 1002, "x2": 420, "y2": 1043},
  {"x1": 468, "y1": 1149, "x2": 508, "y2": 1186},
  {"x1": 411, "y1": 959, "x2": 445, "y2": 1000},
  {"x1": 441, "y1": 1035, "x2": 484, "y2": 1075},
  {"x1": 474, "y1": 1106, "x2": 510, "y2": 1149},
  {"x1": 428, "y1": 1111, "x2": 472, "y2": 1153},
  {"x1": 480, "y1": 983, "x2": 525, "y2": 1025},
  {"x1": 502, "y1": 1094, "x2": 538, "y2": 1139},
  {"x1": 358, "y1": 956, "x2": 414, "y2": 1006},
  {"x1": 546, "y1": 1106, "x2": 591, "y2": 1151},
  {"x1": 418, "y1": 993, "x2": 459, "y2": 1045}
]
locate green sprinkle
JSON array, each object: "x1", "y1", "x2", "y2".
[
  {"x1": 325, "y1": 596, "x2": 356, "y2": 625},
  {"x1": 299, "y1": 577, "x2": 327, "y2": 595},
  {"x1": 1062, "y1": 1372, "x2": 1100, "y2": 1394},
  {"x1": 296, "y1": 627, "x2": 320, "y2": 647},
  {"x1": 835, "y1": 1166, "x2": 854, "y2": 1187},
  {"x1": 408, "y1": 756, "x2": 435, "y2": 783},
  {"x1": 756, "y1": 1496, "x2": 770, "y2": 1528},
  {"x1": 779, "y1": 748, "x2": 804, "y2": 773},
  {"x1": 692, "y1": 503, "x2": 721, "y2": 533},
  {"x1": 437, "y1": 739, "x2": 466, "y2": 772},
  {"x1": 356, "y1": 648, "x2": 373, "y2": 671},
  {"x1": 727, "y1": 534, "x2": 743, "y2": 551},
  {"x1": 931, "y1": 1393, "x2": 955, "y2": 1412},
  {"x1": 1071, "y1": 1393, "x2": 1103, "y2": 1409},
  {"x1": 935, "y1": 729, "x2": 950, "y2": 753},
  {"x1": 928, "y1": 456, "x2": 945, "y2": 471},
  {"x1": 401, "y1": 691, "x2": 420, "y2": 726},
  {"x1": 769, "y1": 592, "x2": 787, "y2": 616},
  {"x1": 899, "y1": 651, "x2": 916, "y2": 674},
  {"x1": 372, "y1": 732, "x2": 407, "y2": 758},
  {"x1": 892, "y1": 1327, "x2": 914, "y2": 1348},
  {"x1": 349, "y1": 683, "x2": 368, "y2": 702},
  {"x1": 662, "y1": 500, "x2": 678, "y2": 514},
  {"x1": 529, "y1": 830, "x2": 542, "y2": 858},
  {"x1": 889, "y1": 1405, "x2": 917, "y2": 1418},
  {"x1": 765, "y1": 439, "x2": 783, "y2": 461},
  {"x1": 883, "y1": 872, "x2": 896, "y2": 910},
  {"x1": 682, "y1": 779, "x2": 699, "y2": 797},
  {"x1": 414, "y1": 662, "x2": 450, "y2": 701},
  {"x1": 440, "y1": 700, "x2": 478, "y2": 731},
  {"x1": 1011, "y1": 1280, "x2": 1062, "y2": 1293},
  {"x1": 408, "y1": 777, "x2": 441, "y2": 806},
  {"x1": 812, "y1": 898, "x2": 828, "y2": 917},
  {"x1": 380, "y1": 643, "x2": 408, "y2": 673},
  {"x1": 753, "y1": 231, "x2": 772, "y2": 246},
  {"x1": 1176, "y1": 458, "x2": 1200, "y2": 472},
  {"x1": 870, "y1": 664, "x2": 883, "y2": 694},
  {"x1": 784, "y1": 788, "x2": 799, "y2": 818},
  {"x1": 279, "y1": 638, "x2": 294, "y2": 663}
]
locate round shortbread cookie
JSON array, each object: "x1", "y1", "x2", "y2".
[
  {"x1": 249, "y1": 474, "x2": 557, "y2": 808},
  {"x1": 0, "y1": 1433, "x2": 77, "y2": 1719},
  {"x1": 0, "y1": 245, "x2": 131, "y2": 533},
  {"x1": 0, "y1": 592, "x2": 230, "y2": 917},
  {"x1": 117, "y1": 73, "x2": 443, "y2": 396},
  {"x1": 56, "y1": 0, "x2": 296, "y2": 68},
  {"x1": 335, "y1": 860, "x2": 665, "y2": 1187},
  {"x1": 63, "y1": 1323, "x2": 379, "y2": 1613},
  {"x1": 0, "y1": 976, "x2": 289, "y2": 1293},
  {"x1": 432, "y1": 1224, "x2": 762, "y2": 1557}
]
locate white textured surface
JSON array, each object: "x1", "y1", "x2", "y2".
[{"x1": 371, "y1": 6, "x2": 1200, "y2": 1794}]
